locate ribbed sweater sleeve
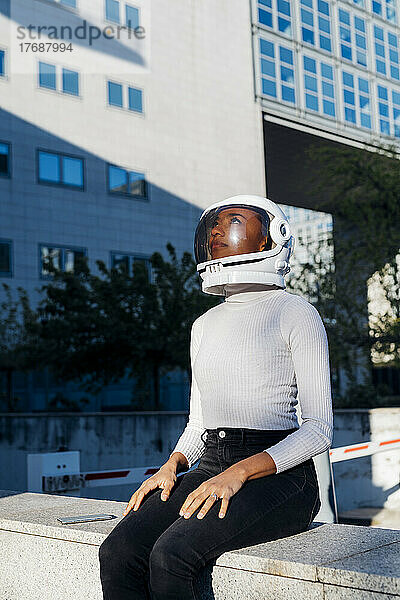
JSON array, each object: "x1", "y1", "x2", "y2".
[
  {"x1": 170, "y1": 316, "x2": 207, "y2": 468},
  {"x1": 264, "y1": 297, "x2": 334, "y2": 473}
]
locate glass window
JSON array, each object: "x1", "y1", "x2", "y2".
[
  {"x1": 321, "y1": 61, "x2": 335, "y2": 117},
  {"x1": 62, "y1": 156, "x2": 83, "y2": 187},
  {"x1": 60, "y1": 0, "x2": 77, "y2": 7},
  {"x1": 278, "y1": 0, "x2": 290, "y2": 15},
  {"x1": 62, "y1": 68, "x2": 79, "y2": 96},
  {"x1": 262, "y1": 78, "x2": 277, "y2": 96},
  {"x1": 306, "y1": 93, "x2": 318, "y2": 111},
  {"x1": 106, "y1": 0, "x2": 120, "y2": 23},
  {"x1": 377, "y1": 84, "x2": 390, "y2": 134},
  {"x1": 38, "y1": 151, "x2": 83, "y2": 188},
  {"x1": 376, "y1": 30, "x2": 400, "y2": 81},
  {"x1": 111, "y1": 254, "x2": 130, "y2": 272},
  {"x1": 304, "y1": 56, "x2": 316, "y2": 72},
  {"x1": 108, "y1": 80, "x2": 123, "y2": 107},
  {"x1": 392, "y1": 90, "x2": 400, "y2": 137},
  {"x1": 0, "y1": 49, "x2": 5, "y2": 76},
  {"x1": 109, "y1": 165, "x2": 128, "y2": 193},
  {"x1": 260, "y1": 38, "x2": 276, "y2": 98},
  {"x1": 258, "y1": 0, "x2": 291, "y2": 35},
  {"x1": 261, "y1": 58, "x2": 275, "y2": 77},
  {"x1": 0, "y1": 142, "x2": 10, "y2": 176},
  {"x1": 372, "y1": 0, "x2": 382, "y2": 15},
  {"x1": 38, "y1": 151, "x2": 60, "y2": 183},
  {"x1": 128, "y1": 86, "x2": 143, "y2": 112},
  {"x1": 40, "y1": 246, "x2": 61, "y2": 277},
  {"x1": 277, "y1": 0, "x2": 292, "y2": 34},
  {"x1": 339, "y1": 10, "x2": 367, "y2": 67},
  {"x1": 0, "y1": 241, "x2": 12, "y2": 277},
  {"x1": 300, "y1": 0, "x2": 332, "y2": 52},
  {"x1": 111, "y1": 253, "x2": 152, "y2": 280},
  {"x1": 126, "y1": 4, "x2": 139, "y2": 29},
  {"x1": 373, "y1": 0, "x2": 397, "y2": 23},
  {"x1": 358, "y1": 77, "x2": 371, "y2": 129},
  {"x1": 129, "y1": 170, "x2": 146, "y2": 196},
  {"x1": 108, "y1": 164, "x2": 146, "y2": 198},
  {"x1": 303, "y1": 55, "x2": 318, "y2": 111},
  {"x1": 260, "y1": 38, "x2": 274, "y2": 57},
  {"x1": 259, "y1": 38, "x2": 295, "y2": 104},
  {"x1": 40, "y1": 246, "x2": 86, "y2": 278},
  {"x1": 39, "y1": 62, "x2": 56, "y2": 89},
  {"x1": 342, "y1": 71, "x2": 356, "y2": 125},
  {"x1": 258, "y1": 4, "x2": 273, "y2": 28}
]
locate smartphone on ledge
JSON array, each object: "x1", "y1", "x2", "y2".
[{"x1": 57, "y1": 514, "x2": 117, "y2": 524}]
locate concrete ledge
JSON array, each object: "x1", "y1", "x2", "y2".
[{"x1": 0, "y1": 490, "x2": 399, "y2": 599}]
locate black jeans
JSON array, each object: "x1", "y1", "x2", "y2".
[{"x1": 98, "y1": 427, "x2": 321, "y2": 600}]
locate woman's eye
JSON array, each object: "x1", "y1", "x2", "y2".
[{"x1": 231, "y1": 217, "x2": 242, "y2": 224}]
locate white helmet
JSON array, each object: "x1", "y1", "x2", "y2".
[{"x1": 194, "y1": 194, "x2": 295, "y2": 296}]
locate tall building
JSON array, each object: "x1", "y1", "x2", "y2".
[
  {"x1": 0, "y1": 0, "x2": 398, "y2": 410},
  {"x1": 253, "y1": 0, "x2": 400, "y2": 144}
]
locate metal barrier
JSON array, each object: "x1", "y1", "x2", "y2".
[{"x1": 29, "y1": 437, "x2": 400, "y2": 525}]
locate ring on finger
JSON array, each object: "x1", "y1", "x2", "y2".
[{"x1": 210, "y1": 492, "x2": 219, "y2": 501}]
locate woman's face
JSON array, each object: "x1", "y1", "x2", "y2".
[{"x1": 209, "y1": 207, "x2": 269, "y2": 260}]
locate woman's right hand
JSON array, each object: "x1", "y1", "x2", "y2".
[{"x1": 123, "y1": 462, "x2": 178, "y2": 516}]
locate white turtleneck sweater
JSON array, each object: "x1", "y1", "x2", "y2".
[{"x1": 171, "y1": 286, "x2": 334, "y2": 474}]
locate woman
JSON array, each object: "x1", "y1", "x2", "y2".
[{"x1": 99, "y1": 195, "x2": 334, "y2": 600}]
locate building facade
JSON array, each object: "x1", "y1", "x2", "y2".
[{"x1": 0, "y1": 0, "x2": 398, "y2": 411}]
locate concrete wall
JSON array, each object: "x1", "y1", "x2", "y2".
[{"x1": 0, "y1": 408, "x2": 399, "y2": 510}]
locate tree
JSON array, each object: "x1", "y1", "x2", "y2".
[
  {"x1": 0, "y1": 284, "x2": 37, "y2": 410},
  {"x1": 29, "y1": 244, "x2": 219, "y2": 410},
  {"x1": 287, "y1": 142, "x2": 400, "y2": 407}
]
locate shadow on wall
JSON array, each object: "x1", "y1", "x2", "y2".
[
  {"x1": 7, "y1": 0, "x2": 146, "y2": 66},
  {"x1": 0, "y1": 106, "x2": 204, "y2": 411}
]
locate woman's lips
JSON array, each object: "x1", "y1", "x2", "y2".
[{"x1": 211, "y1": 241, "x2": 228, "y2": 249}]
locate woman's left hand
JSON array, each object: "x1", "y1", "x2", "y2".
[{"x1": 179, "y1": 466, "x2": 247, "y2": 520}]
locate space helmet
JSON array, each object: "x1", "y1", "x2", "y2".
[{"x1": 194, "y1": 194, "x2": 295, "y2": 296}]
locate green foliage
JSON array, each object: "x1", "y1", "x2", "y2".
[
  {"x1": 18, "y1": 244, "x2": 219, "y2": 410},
  {"x1": 0, "y1": 283, "x2": 37, "y2": 410},
  {"x1": 287, "y1": 142, "x2": 400, "y2": 408}
]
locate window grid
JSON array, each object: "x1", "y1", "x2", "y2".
[
  {"x1": 303, "y1": 55, "x2": 336, "y2": 117},
  {"x1": 38, "y1": 150, "x2": 84, "y2": 189},
  {"x1": 0, "y1": 49, "x2": 5, "y2": 77},
  {"x1": 107, "y1": 79, "x2": 143, "y2": 113},
  {"x1": 257, "y1": 0, "x2": 292, "y2": 36},
  {"x1": 300, "y1": 0, "x2": 332, "y2": 52},
  {"x1": 377, "y1": 83, "x2": 391, "y2": 134},
  {"x1": 374, "y1": 25, "x2": 400, "y2": 80},
  {"x1": 259, "y1": 38, "x2": 296, "y2": 104},
  {"x1": 105, "y1": 0, "x2": 140, "y2": 29},
  {"x1": 255, "y1": 11, "x2": 400, "y2": 142},
  {"x1": 0, "y1": 142, "x2": 10, "y2": 177},
  {"x1": 38, "y1": 61, "x2": 80, "y2": 96},
  {"x1": 393, "y1": 89, "x2": 400, "y2": 136},
  {"x1": 39, "y1": 245, "x2": 87, "y2": 279},
  {"x1": 342, "y1": 71, "x2": 372, "y2": 128},
  {"x1": 372, "y1": 0, "x2": 397, "y2": 25},
  {"x1": 110, "y1": 252, "x2": 153, "y2": 281},
  {"x1": 0, "y1": 240, "x2": 12, "y2": 278},
  {"x1": 108, "y1": 163, "x2": 147, "y2": 198},
  {"x1": 338, "y1": 8, "x2": 367, "y2": 68}
]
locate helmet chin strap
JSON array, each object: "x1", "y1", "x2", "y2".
[{"x1": 223, "y1": 282, "x2": 283, "y2": 298}]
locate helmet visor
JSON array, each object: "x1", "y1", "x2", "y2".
[{"x1": 194, "y1": 204, "x2": 275, "y2": 264}]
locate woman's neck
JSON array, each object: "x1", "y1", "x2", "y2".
[{"x1": 223, "y1": 283, "x2": 283, "y2": 298}]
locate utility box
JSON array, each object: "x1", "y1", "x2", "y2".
[{"x1": 27, "y1": 451, "x2": 82, "y2": 497}]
